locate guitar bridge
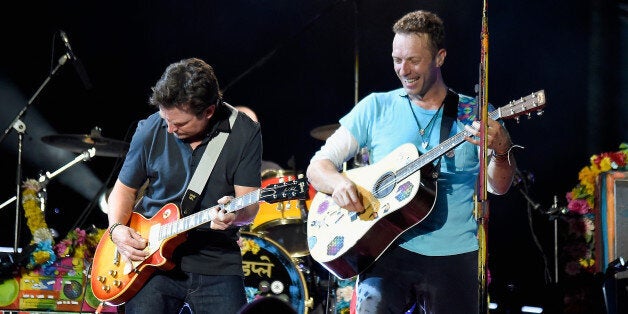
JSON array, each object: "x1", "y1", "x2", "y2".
[{"x1": 113, "y1": 248, "x2": 120, "y2": 266}]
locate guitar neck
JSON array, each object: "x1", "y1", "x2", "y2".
[
  {"x1": 396, "y1": 87, "x2": 551, "y2": 184},
  {"x1": 158, "y1": 189, "x2": 261, "y2": 240},
  {"x1": 396, "y1": 110, "x2": 502, "y2": 182}
]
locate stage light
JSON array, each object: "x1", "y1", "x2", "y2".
[
  {"x1": 1, "y1": 77, "x2": 105, "y2": 203},
  {"x1": 1, "y1": 75, "x2": 106, "y2": 248},
  {"x1": 521, "y1": 305, "x2": 544, "y2": 313}
]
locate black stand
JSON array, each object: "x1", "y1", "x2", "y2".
[
  {"x1": 603, "y1": 257, "x2": 627, "y2": 314},
  {"x1": 0, "y1": 53, "x2": 70, "y2": 253},
  {"x1": 325, "y1": 274, "x2": 337, "y2": 313}
]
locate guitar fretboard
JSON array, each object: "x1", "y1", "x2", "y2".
[
  {"x1": 157, "y1": 189, "x2": 261, "y2": 240},
  {"x1": 395, "y1": 91, "x2": 544, "y2": 184}
]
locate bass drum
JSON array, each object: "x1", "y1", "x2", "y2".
[{"x1": 240, "y1": 231, "x2": 312, "y2": 314}]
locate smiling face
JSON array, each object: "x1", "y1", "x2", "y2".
[{"x1": 392, "y1": 33, "x2": 446, "y2": 102}]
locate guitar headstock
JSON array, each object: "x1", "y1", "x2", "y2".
[
  {"x1": 496, "y1": 89, "x2": 546, "y2": 122},
  {"x1": 260, "y1": 176, "x2": 310, "y2": 203}
]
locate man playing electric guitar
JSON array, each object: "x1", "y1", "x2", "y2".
[
  {"x1": 103, "y1": 58, "x2": 262, "y2": 313},
  {"x1": 306, "y1": 10, "x2": 518, "y2": 314}
]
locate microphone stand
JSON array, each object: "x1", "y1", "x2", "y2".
[
  {"x1": 0, "y1": 53, "x2": 70, "y2": 254},
  {"x1": 476, "y1": 1, "x2": 490, "y2": 312},
  {"x1": 543, "y1": 195, "x2": 568, "y2": 284}
]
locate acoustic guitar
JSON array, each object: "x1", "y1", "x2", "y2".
[{"x1": 307, "y1": 90, "x2": 546, "y2": 279}]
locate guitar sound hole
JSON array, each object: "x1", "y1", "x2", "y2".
[{"x1": 373, "y1": 172, "x2": 395, "y2": 199}]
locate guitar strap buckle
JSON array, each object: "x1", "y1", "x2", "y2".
[{"x1": 181, "y1": 190, "x2": 200, "y2": 215}]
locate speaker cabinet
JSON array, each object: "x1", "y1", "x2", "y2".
[{"x1": 595, "y1": 171, "x2": 628, "y2": 278}]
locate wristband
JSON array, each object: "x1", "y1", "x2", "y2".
[{"x1": 108, "y1": 222, "x2": 123, "y2": 242}]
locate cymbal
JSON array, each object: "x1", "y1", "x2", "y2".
[
  {"x1": 42, "y1": 130, "x2": 129, "y2": 158},
  {"x1": 310, "y1": 123, "x2": 340, "y2": 141}
]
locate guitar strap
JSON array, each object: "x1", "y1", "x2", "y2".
[
  {"x1": 433, "y1": 89, "x2": 459, "y2": 176},
  {"x1": 180, "y1": 103, "x2": 238, "y2": 215},
  {"x1": 440, "y1": 88, "x2": 459, "y2": 142}
]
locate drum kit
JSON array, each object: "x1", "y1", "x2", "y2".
[
  {"x1": 241, "y1": 123, "x2": 362, "y2": 314},
  {"x1": 41, "y1": 128, "x2": 130, "y2": 158}
]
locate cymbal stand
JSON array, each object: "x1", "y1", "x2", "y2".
[
  {"x1": 35, "y1": 148, "x2": 97, "y2": 210},
  {"x1": 0, "y1": 53, "x2": 71, "y2": 253}
]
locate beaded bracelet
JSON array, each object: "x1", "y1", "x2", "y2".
[{"x1": 108, "y1": 222, "x2": 123, "y2": 242}]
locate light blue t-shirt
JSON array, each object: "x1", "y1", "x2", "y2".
[{"x1": 339, "y1": 88, "x2": 484, "y2": 256}]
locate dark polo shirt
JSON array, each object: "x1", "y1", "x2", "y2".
[{"x1": 118, "y1": 104, "x2": 262, "y2": 275}]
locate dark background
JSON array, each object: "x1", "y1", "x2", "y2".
[{"x1": 0, "y1": 0, "x2": 626, "y2": 312}]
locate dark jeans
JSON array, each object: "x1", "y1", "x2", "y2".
[
  {"x1": 355, "y1": 246, "x2": 478, "y2": 314},
  {"x1": 124, "y1": 270, "x2": 247, "y2": 314}
]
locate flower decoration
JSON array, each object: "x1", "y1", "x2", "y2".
[
  {"x1": 54, "y1": 227, "x2": 105, "y2": 260},
  {"x1": 560, "y1": 143, "x2": 627, "y2": 312},
  {"x1": 21, "y1": 179, "x2": 56, "y2": 270},
  {"x1": 561, "y1": 143, "x2": 627, "y2": 276},
  {"x1": 238, "y1": 238, "x2": 261, "y2": 256},
  {"x1": 21, "y1": 178, "x2": 106, "y2": 273},
  {"x1": 54, "y1": 228, "x2": 85, "y2": 258}
]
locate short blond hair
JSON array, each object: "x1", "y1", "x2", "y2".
[{"x1": 392, "y1": 10, "x2": 445, "y2": 55}]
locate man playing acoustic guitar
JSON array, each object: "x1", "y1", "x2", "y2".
[{"x1": 306, "y1": 10, "x2": 518, "y2": 313}]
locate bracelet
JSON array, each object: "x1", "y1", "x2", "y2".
[
  {"x1": 491, "y1": 144, "x2": 524, "y2": 164},
  {"x1": 108, "y1": 222, "x2": 123, "y2": 242},
  {"x1": 492, "y1": 149, "x2": 510, "y2": 159}
]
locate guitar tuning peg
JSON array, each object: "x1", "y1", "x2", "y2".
[
  {"x1": 515, "y1": 116, "x2": 521, "y2": 124},
  {"x1": 536, "y1": 110, "x2": 544, "y2": 116}
]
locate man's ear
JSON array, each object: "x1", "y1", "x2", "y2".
[
  {"x1": 436, "y1": 48, "x2": 447, "y2": 67},
  {"x1": 205, "y1": 105, "x2": 216, "y2": 119}
]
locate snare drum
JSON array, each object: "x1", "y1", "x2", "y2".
[
  {"x1": 240, "y1": 232, "x2": 311, "y2": 314},
  {"x1": 251, "y1": 170, "x2": 315, "y2": 257}
]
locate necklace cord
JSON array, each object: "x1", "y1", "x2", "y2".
[{"x1": 407, "y1": 98, "x2": 444, "y2": 148}]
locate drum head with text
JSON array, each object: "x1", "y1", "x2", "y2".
[{"x1": 240, "y1": 232, "x2": 309, "y2": 314}]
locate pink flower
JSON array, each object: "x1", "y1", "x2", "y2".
[
  {"x1": 75, "y1": 228, "x2": 87, "y2": 245},
  {"x1": 567, "y1": 198, "x2": 590, "y2": 215},
  {"x1": 565, "y1": 191, "x2": 574, "y2": 202}
]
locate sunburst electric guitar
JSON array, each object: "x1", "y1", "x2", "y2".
[
  {"x1": 90, "y1": 177, "x2": 309, "y2": 305},
  {"x1": 307, "y1": 90, "x2": 546, "y2": 279}
]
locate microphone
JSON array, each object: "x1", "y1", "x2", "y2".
[
  {"x1": 59, "y1": 30, "x2": 93, "y2": 90},
  {"x1": 513, "y1": 168, "x2": 541, "y2": 210}
]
